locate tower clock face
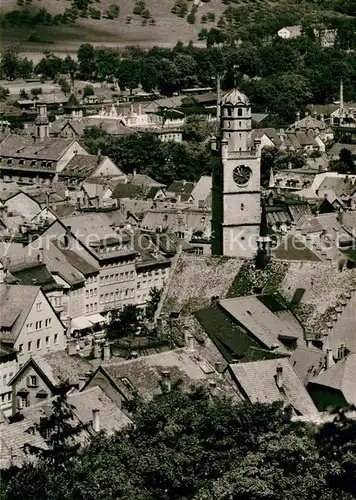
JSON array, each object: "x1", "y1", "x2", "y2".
[{"x1": 233, "y1": 165, "x2": 252, "y2": 186}]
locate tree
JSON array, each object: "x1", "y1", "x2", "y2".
[
  {"x1": 1, "y1": 45, "x2": 20, "y2": 80},
  {"x1": 145, "y1": 287, "x2": 162, "y2": 321},
  {"x1": 117, "y1": 59, "x2": 140, "y2": 93},
  {"x1": 2, "y1": 390, "x2": 356, "y2": 500},
  {"x1": 19, "y1": 89, "x2": 29, "y2": 99},
  {"x1": 30, "y1": 87, "x2": 42, "y2": 100},
  {"x1": 0, "y1": 86, "x2": 10, "y2": 101},
  {"x1": 83, "y1": 85, "x2": 94, "y2": 98},
  {"x1": 35, "y1": 52, "x2": 63, "y2": 80},
  {"x1": 23, "y1": 386, "x2": 88, "y2": 465},
  {"x1": 58, "y1": 78, "x2": 71, "y2": 96},
  {"x1": 183, "y1": 115, "x2": 214, "y2": 142},
  {"x1": 77, "y1": 43, "x2": 96, "y2": 79},
  {"x1": 106, "y1": 304, "x2": 140, "y2": 341}
]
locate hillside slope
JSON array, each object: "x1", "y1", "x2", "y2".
[{"x1": 1, "y1": 0, "x2": 226, "y2": 54}]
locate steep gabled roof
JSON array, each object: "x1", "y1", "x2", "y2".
[
  {"x1": 230, "y1": 357, "x2": 319, "y2": 416},
  {"x1": 0, "y1": 284, "x2": 40, "y2": 342},
  {"x1": 309, "y1": 353, "x2": 356, "y2": 405}
]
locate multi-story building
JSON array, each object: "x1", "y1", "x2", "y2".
[
  {"x1": 0, "y1": 262, "x2": 66, "y2": 410},
  {"x1": 0, "y1": 104, "x2": 88, "y2": 185}
]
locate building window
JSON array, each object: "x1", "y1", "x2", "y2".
[
  {"x1": 94, "y1": 302, "x2": 97, "y2": 311},
  {"x1": 36, "y1": 302, "x2": 42, "y2": 312},
  {"x1": 86, "y1": 305, "x2": 89, "y2": 313},
  {"x1": 7, "y1": 158, "x2": 13, "y2": 165},
  {"x1": 27, "y1": 375, "x2": 38, "y2": 387},
  {"x1": 36, "y1": 321, "x2": 43, "y2": 330},
  {"x1": 28, "y1": 341, "x2": 32, "y2": 352},
  {"x1": 45, "y1": 318, "x2": 52, "y2": 328},
  {"x1": 85, "y1": 290, "x2": 89, "y2": 299},
  {"x1": 54, "y1": 334, "x2": 58, "y2": 345},
  {"x1": 94, "y1": 288, "x2": 97, "y2": 296},
  {"x1": 227, "y1": 107, "x2": 232, "y2": 117},
  {"x1": 31, "y1": 160, "x2": 37, "y2": 167},
  {"x1": 237, "y1": 108, "x2": 243, "y2": 117},
  {"x1": 37, "y1": 339, "x2": 41, "y2": 350},
  {"x1": 19, "y1": 344, "x2": 23, "y2": 353},
  {"x1": 19, "y1": 159, "x2": 25, "y2": 166},
  {"x1": 45, "y1": 336, "x2": 50, "y2": 346},
  {"x1": 2, "y1": 374, "x2": 7, "y2": 385}
]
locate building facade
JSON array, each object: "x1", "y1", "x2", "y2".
[{"x1": 211, "y1": 89, "x2": 261, "y2": 257}]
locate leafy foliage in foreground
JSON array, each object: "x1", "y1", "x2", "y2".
[{"x1": 1, "y1": 388, "x2": 356, "y2": 500}]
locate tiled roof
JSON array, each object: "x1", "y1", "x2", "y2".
[
  {"x1": 31, "y1": 240, "x2": 84, "y2": 287},
  {"x1": 230, "y1": 357, "x2": 319, "y2": 416},
  {"x1": 100, "y1": 348, "x2": 238, "y2": 401},
  {"x1": 52, "y1": 242, "x2": 99, "y2": 277},
  {"x1": 0, "y1": 135, "x2": 74, "y2": 161},
  {"x1": 190, "y1": 176, "x2": 212, "y2": 205},
  {"x1": 289, "y1": 346, "x2": 325, "y2": 386},
  {"x1": 130, "y1": 174, "x2": 164, "y2": 187},
  {"x1": 141, "y1": 208, "x2": 211, "y2": 236},
  {"x1": 36, "y1": 351, "x2": 93, "y2": 386},
  {"x1": 111, "y1": 182, "x2": 146, "y2": 199},
  {"x1": 9, "y1": 261, "x2": 61, "y2": 292},
  {"x1": 0, "y1": 387, "x2": 131, "y2": 468},
  {"x1": 309, "y1": 353, "x2": 356, "y2": 405},
  {"x1": 59, "y1": 154, "x2": 104, "y2": 178},
  {"x1": 166, "y1": 180, "x2": 195, "y2": 196},
  {"x1": 62, "y1": 213, "x2": 119, "y2": 241},
  {"x1": 195, "y1": 306, "x2": 286, "y2": 364},
  {"x1": 218, "y1": 296, "x2": 297, "y2": 352},
  {"x1": 0, "y1": 284, "x2": 40, "y2": 342},
  {"x1": 273, "y1": 235, "x2": 322, "y2": 262}
]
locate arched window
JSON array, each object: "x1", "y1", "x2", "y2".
[
  {"x1": 237, "y1": 108, "x2": 243, "y2": 116},
  {"x1": 227, "y1": 107, "x2": 232, "y2": 117}
]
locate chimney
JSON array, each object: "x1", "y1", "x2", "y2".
[
  {"x1": 186, "y1": 332, "x2": 195, "y2": 352},
  {"x1": 64, "y1": 226, "x2": 72, "y2": 247},
  {"x1": 132, "y1": 168, "x2": 137, "y2": 177},
  {"x1": 326, "y1": 348, "x2": 334, "y2": 369},
  {"x1": 161, "y1": 370, "x2": 171, "y2": 392},
  {"x1": 92, "y1": 409, "x2": 100, "y2": 432},
  {"x1": 276, "y1": 364, "x2": 283, "y2": 389},
  {"x1": 296, "y1": 111, "x2": 300, "y2": 121},
  {"x1": 103, "y1": 342, "x2": 111, "y2": 361},
  {"x1": 37, "y1": 247, "x2": 44, "y2": 263}
]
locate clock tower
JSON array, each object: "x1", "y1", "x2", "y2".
[{"x1": 211, "y1": 88, "x2": 261, "y2": 257}]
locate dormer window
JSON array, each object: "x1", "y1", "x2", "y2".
[
  {"x1": 31, "y1": 160, "x2": 36, "y2": 167},
  {"x1": 7, "y1": 158, "x2": 13, "y2": 165},
  {"x1": 19, "y1": 159, "x2": 25, "y2": 166},
  {"x1": 41, "y1": 161, "x2": 47, "y2": 167}
]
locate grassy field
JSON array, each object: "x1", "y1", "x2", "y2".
[{"x1": 1, "y1": 0, "x2": 225, "y2": 57}]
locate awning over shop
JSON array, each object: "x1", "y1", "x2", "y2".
[
  {"x1": 87, "y1": 313, "x2": 106, "y2": 325},
  {"x1": 72, "y1": 316, "x2": 93, "y2": 331}
]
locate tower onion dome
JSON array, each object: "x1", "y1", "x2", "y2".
[{"x1": 221, "y1": 88, "x2": 250, "y2": 107}]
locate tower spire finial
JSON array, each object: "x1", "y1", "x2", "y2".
[{"x1": 233, "y1": 65, "x2": 239, "y2": 88}]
